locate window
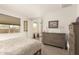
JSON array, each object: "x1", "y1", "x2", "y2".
[
  {"x1": 0, "y1": 13, "x2": 20, "y2": 33},
  {"x1": 10, "y1": 25, "x2": 20, "y2": 33},
  {"x1": 0, "y1": 24, "x2": 9, "y2": 33},
  {"x1": 0, "y1": 24, "x2": 20, "y2": 33},
  {"x1": 24, "y1": 21, "x2": 28, "y2": 32}
]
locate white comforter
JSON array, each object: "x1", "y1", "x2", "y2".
[{"x1": 0, "y1": 38, "x2": 41, "y2": 55}]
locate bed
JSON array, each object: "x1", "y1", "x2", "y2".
[{"x1": 0, "y1": 38, "x2": 41, "y2": 55}]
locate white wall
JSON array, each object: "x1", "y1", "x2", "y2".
[
  {"x1": 0, "y1": 9, "x2": 30, "y2": 40},
  {"x1": 77, "y1": 5, "x2": 79, "y2": 17},
  {"x1": 42, "y1": 5, "x2": 77, "y2": 34}
]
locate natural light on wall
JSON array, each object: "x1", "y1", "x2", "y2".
[
  {"x1": 33, "y1": 22, "x2": 37, "y2": 28},
  {"x1": 33, "y1": 22, "x2": 38, "y2": 33}
]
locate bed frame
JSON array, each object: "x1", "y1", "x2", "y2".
[{"x1": 34, "y1": 49, "x2": 41, "y2": 55}]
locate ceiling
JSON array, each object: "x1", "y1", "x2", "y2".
[{"x1": 0, "y1": 4, "x2": 62, "y2": 18}]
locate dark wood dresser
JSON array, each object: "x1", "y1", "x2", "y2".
[
  {"x1": 69, "y1": 22, "x2": 79, "y2": 55},
  {"x1": 42, "y1": 32, "x2": 66, "y2": 49}
]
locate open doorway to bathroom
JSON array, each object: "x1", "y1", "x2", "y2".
[{"x1": 32, "y1": 18, "x2": 43, "y2": 41}]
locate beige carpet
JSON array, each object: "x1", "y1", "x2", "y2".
[{"x1": 41, "y1": 44, "x2": 69, "y2": 55}]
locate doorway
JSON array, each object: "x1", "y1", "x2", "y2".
[{"x1": 32, "y1": 19, "x2": 43, "y2": 40}]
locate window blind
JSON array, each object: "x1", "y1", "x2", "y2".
[{"x1": 0, "y1": 14, "x2": 20, "y2": 25}]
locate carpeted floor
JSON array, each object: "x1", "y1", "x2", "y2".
[{"x1": 41, "y1": 44, "x2": 69, "y2": 55}]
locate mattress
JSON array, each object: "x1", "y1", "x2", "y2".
[{"x1": 0, "y1": 38, "x2": 41, "y2": 55}]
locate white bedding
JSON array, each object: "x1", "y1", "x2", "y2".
[{"x1": 0, "y1": 38, "x2": 41, "y2": 55}]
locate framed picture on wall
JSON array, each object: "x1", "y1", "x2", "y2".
[
  {"x1": 24, "y1": 21, "x2": 28, "y2": 32},
  {"x1": 48, "y1": 20, "x2": 58, "y2": 28}
]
